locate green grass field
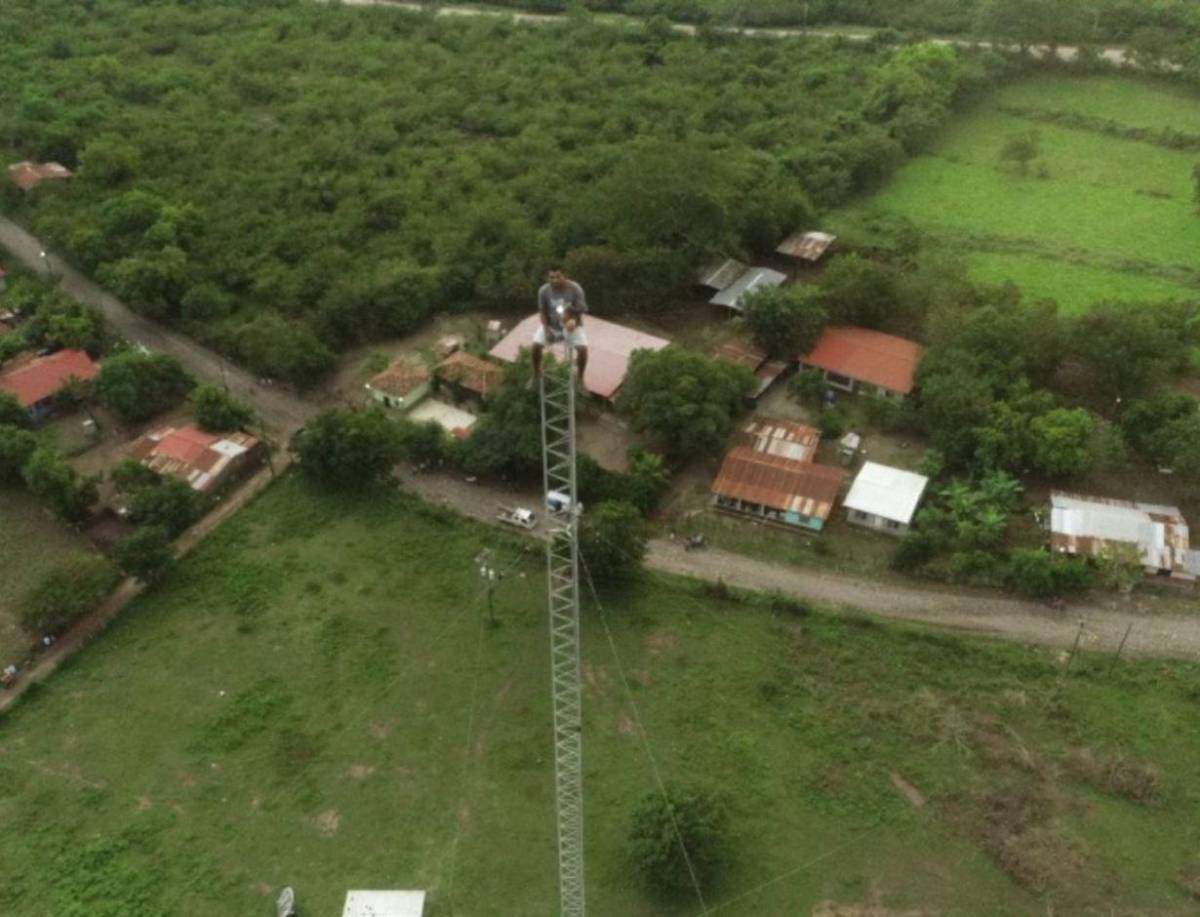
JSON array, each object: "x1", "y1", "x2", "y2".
[
  {"x1": 3, "y1": 475, "x2": 1200, "y2": 915},
  {"x1": 0, "y1": 490, "x2": 104, "y2": 669},
  {"x1": 835, "y1": 75, "x2": 1200, "y2": 313}
]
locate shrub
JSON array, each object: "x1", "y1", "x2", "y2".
[
  {"x1": 579, "y1": 500, "x2": 648, "y2": 585},
  {"x1": 190, "y1": 383, "x2": 253, "y2": 432},
  {"x1": 1005, "y1": 548, "x2": 1095, "y2": 598},
  {"x1": 395, "y1": 418, "x2": 449, "y2": 466},
  {"x1": 22, "y1": 447, "x2": 99, "y2": 524},
  {"x1": 95, "y1": 349, "x2": 193, "y2": 423},
  {"x1": 0, "y1": 391, "x2": 31, "y2": 429},
  {"x1": 788, "y1": 367, "x2": 827, "y2": 406},
  {"x1": 113, "y1": 525, "x2": 174, "y2": 583},
  {"x1": 0, "y1": 424, "x2": 39, "y2": 482},
  {"x1": 818, "y1": 406, "x2": 846, "y2": 438},
  {"x1": 18, "y1": 554, "x2": 120, "y2": 636},
  {"x1": 629, "y1": 784, "x2": 730, "y2": 897},
  {"x1": 128, "y1": 477, "x2": 202, "y2": 537}
]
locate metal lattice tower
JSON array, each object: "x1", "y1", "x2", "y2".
[{"x1": 539, "y1": 346, "x2": 586, "y2": 917}]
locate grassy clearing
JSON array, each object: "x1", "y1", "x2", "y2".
[
  {"x1": 835, "y1": 75, "x2": 1200, "y2": 310},
  {"x1": 0, "y1": 490, "x2": 103, "y2": 669},
  {"x1": 3, "y1": 475, "x2": 1200, "y2": 914}
]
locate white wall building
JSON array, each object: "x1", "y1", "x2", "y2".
[{"x1": 843, "y1": 462, "x2": 929, "y2": 536}]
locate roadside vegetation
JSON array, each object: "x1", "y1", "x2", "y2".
[{"x1": 2, "y1": 473, "x2": 1200, "y2": 915}]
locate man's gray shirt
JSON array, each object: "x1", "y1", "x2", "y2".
[{"x1": 538, "y1": 281, "x2": 587, "y2": 331}]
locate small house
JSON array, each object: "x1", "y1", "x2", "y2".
[
  {"x1": 128, "y1": 425, "x2": 261, "y2": 494},
  {"x1": 776, "y1": 230, "x2": 837, "y2": 263},
  {"x1": 365, "y1": 362, "x2": 431, "y2": 412},
  {"x1": 0, "y1": 348, "x2": 98, "y2": 421},
  {"x1": 843, "y1": 461, "x2": 929, "y2": 536},
  {"x1": 1050, "y1": 492, "x2": 1199, "y2": 582},
  {"x1": 435, "y1": 350, "x2": 504, "y2": 404},
  {"x1": 801, "y1": 326, "x2": 922, "y2": 400}
]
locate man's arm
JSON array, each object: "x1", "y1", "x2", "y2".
[{"x1": 566, "y1": 282, "x2": 587, "y2": 320}]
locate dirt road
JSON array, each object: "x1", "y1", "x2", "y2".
[
  {"x1": 0, "y1": 218, "x2": 315, "y2": 438},
  {"x1": 334, "y1": 0, "x2": 1142, "y2": 67}
]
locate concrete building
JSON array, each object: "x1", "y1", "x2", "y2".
[
  {"x1": 711, "y1": 416, "x2": 845, "y2": 533},
  {"x1": 0, "y1": 348, "x2": 98, "y2": 421},
  {"x1": 129, "y1": 425, "x2": 261, "y2": 494},
  {"x1": 490, "y1": 314, "x2": 670, "y2": 401},
  {"x1": 1050, "y1": 491, "x2": 1199, "y2": 582},
  {"x1": 365, "y1": 362, "x2": 430, "y2": 412},
  {"x1": 843, "y1": 461, "x2": 929, "y2": 536},
  {"x1": 801, "y1": 326, "x2": 923, "y2": 399}
]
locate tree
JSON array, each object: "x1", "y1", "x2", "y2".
[
  {"x1": 456, "y1": 360, "x2": 542, "y2": 479},
  {"x1": 0, "y1": 391, "x2": 31, "y2": 429},
  {"x1": 618, "y1": 347, "x2": 755, "y2": 459},
  {"x1": 819, "y1": 253, "x2": 897, "y2": 329},
  {"x1": 96, "y1": 350, "x2": 193, "y2": 423},
  {"x1": 0, "y1": 424, "x2": 39, "y2": 482},
  {"x1": 629, "y1": 784, "x2": 730, "y2": 897},
  {"x1": 395, "y1": 417, "x2": 449, "y2": 466},
  {"x1": 740, "y1": 286, "x2": 828, "y2": 359},
  {"x1": 788, "y1": 367, "x2": 827, "y2": 406},
  {"x1": 579, "y1": 500, "x2": 648, "y2": 584},
  {"x1": 190, "y1": 384, "x2": 253, "y2": 432},
  {"x1": 1005, "y1": 548, "x2": 1094, "y2": 598},
  {"x1": 1152, "y1": 413, "x2": 1200, "y2": 481},
  {"x1": 128, "y1": 476, "x2": 201, "y2": 537},
  {"x1": 18, "y1": 554, "x2": 120, "y2": 636},
  {"x1": 291, "y1": 407, "x2": 402, "y2": 488},
  {"x1": 113, "y1": 525, "x2": 174, "y2": 582},
  {"x1": 110, "y1": 457, "x2": 160, "y2": 493},
  {"x1": 1119, "y1": 392, "x2": 1197, "y2": 458},
  {"x1": 22, "y1": 447, "x2": 98, "y2": 524},
  {"x1": 624, "y1": 447, "x2": 670, "y2": 515},
  {"x1": 1071, "y1": 303, "x2": 1198, "y2": 401},
  {"x1": 1029, "y1": 407, "x2": 1096, "y2": 478},
  {"x1": 1000, "y1": 130, "x2": 1041, "y2": 176}
]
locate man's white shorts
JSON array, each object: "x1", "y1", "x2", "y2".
[{"x1": 533, "y1": 324, "x2": 588, "y2": 347}]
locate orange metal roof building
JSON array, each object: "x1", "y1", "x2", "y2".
[
  {"x1": 436, "y1": 351, "x2": 504, "y2": 398},
  {"x1": 0, "y1": 348, "x2": 98, "y2": 407},
  {"x1": 802, "y1": 326, "x2": 923, "y2": 395},
  {"x1": 711, "y1": 447, "x2": 845, "y2": 522}
]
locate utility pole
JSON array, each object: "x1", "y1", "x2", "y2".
[
  {"x1": 476, "y1": 549, "x2": 501, "y2": 627},
  {"x1": 539, "y1": 345, "x2": 585, "y2": 917}
]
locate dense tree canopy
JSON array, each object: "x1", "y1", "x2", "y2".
[
  {"x1": 0, "y1": 0, "x2": 1003, "y2": 383},
  {"x1": 95, "y1": 350, "x2": 194, "y2": 424},
  {"x1": 291, "y1": 407, "x2": 402, "y2": 488}
]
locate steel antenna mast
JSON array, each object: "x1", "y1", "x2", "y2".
[{"x1": 539, "y1": 340, "x2": 586, "y2": 917}]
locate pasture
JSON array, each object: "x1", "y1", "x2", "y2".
[
  {"x1": 836, "y1": 75, "x2": 1200, "y2": 313},
  {"x1": 0, "y1": 490, "x2": 103, "y2": 669},
  {"x1": 3, "y1": 474, "x2": 1200, "y2": 914}
]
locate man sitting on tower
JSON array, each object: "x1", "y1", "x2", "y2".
[{"x1": 530, "y1": 269, "x2": 588, "y2": 393}]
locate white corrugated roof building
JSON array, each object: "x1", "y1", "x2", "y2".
[
  {"x1": 708, "y1": 267, "x2": 786, "y2": 311},
  {"x1": 843, "y1": 462, "x2": 929, "y2": 527},
  {"x1": 1050, "y1": 491, "x2": 1194, "y2": 580}
]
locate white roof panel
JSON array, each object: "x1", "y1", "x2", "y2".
[
  {"x1": 342, "y1": 890, "x2": 426, "y2": 917},
  {"x1": 709, "y1": 267, "x2": 786, "y2": 311},
  {"x1": 842, "y1": 461, "x2": 929, "y2": 525}
]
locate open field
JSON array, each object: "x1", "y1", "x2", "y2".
[
  {"x1": 0, "y1": 490, "x2": 104, "y2": 669},
  {"x1": 3, "y1": 475, "x2": 1200, "y2": 914},
  {"x1": 835, "y1": 75, "x2": 1200, "y2": 314}
]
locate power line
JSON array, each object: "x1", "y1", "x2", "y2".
[{"x1": 578, "y1": 553, "x2": 710, "y2": 916}]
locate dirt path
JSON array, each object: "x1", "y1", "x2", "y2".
[
  {"x1": 334, "y1": 0, "x2": 1141, "y2": 67},
  {"x1": 649, "y1": 540, "x2": 1200, "y2": 660},
  {"x1": 0, "y1": 218, "x2": 316, "y2": 439}
]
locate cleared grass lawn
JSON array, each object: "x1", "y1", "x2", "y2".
[
  {"x1": 0, "y1": 490, "x2": 104, "y2": 669},
  {"x1": 835, "y1": 75, "x2": 1200, "y2": 310},
  {"x1": 3, "y1": 475, "x2": 1200, "y2": 915}
]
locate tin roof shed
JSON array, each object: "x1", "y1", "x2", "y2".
[
  {"x1": 712, "y1": 447, "x2": 844, "y2": 522},
  {"x1": 776, "y1": 230, "x2": 837, "y2": 262},
  {"x1": 708, "y1": 267, "x2": 786, "y2": 312},
  {"x1": 1050, "y1": 491, "x2": 1194, "y2": 580}
]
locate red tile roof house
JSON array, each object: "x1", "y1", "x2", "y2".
[
  {"x1": 128, "y1": 425, "x2": 261, "y2": 494},
  {"x1": 0, "y1": 349, "x2": 99, "y2": 421},
  {"x1": 801, "y1": 326, "x2": 923, "y2": 399}
]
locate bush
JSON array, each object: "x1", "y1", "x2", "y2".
[
  {"x1": 1005, "y1": 548, "x2": 1095, "y2": 598},
  {"x1": 0, "y1": 423, "x2": 39, "y2": 482},
  {"x1": 818, "y1": 406, "x2": 846, "y2": 438},
  {"x1": 22, "y1": 447, "x2": 99, "y2": 524},
  {"x1": 0, "y1": 391, "x2": 31, "y2": 429},
  {"x1": 788, "y1": 367, "x2": 827, "y2": 406},
  {"x1": 190, "y1": 383, "x2": 253, "y2": 432},
  {"x1": 128, "y1": 477, "x2": 202, "y2": 537},
  {"x1": 395, "y1": 418, "x2": 449, "y2": 466},
  {"x1": 740, "y1": 285, "x2": 828, "y2": 359},
  {"x1": 629, "y1": 784, "x2": 730, "y2": 897},
  {"x1": 113, "y1": 525, "x2": 174, "y2": 582},
  {"x1": 95, "y1": 349, "x2": 193, "y2": 423},
  {"x1": 18, "y1": 554, "x2": 120, "y2": 636},
  {"x1": 291, "y1": 407, "x2": 402, "y2": 488}
]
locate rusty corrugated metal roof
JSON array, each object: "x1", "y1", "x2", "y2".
[
  {"x1": 714, "y1": 339, "x2": 767, "y2": 372},
  {"x1": 130, "y1": 426, "x2": 259, "y2": 494},
  {"x1": 711, "y1": 446, "x2": 844, "y2": 521},
  {"x1": 739, "y1": 416, "x2": 820, "y2": 463},
  {"x1": 1050, "y1": 491, "x2": 1194, "y2": 579}
]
